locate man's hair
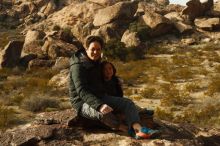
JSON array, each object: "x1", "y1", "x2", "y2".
[{"x1": 85, "y1": 35, "x2": 104, "y2": 49}]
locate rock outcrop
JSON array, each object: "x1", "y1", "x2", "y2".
[
  {"x1": 182, "y1": 0, "x2": 214, "y2": 21},
  {"x1": 0, "y1": 40, "x2": 24, "y2": 68},
  {"x1": 0, "y1": 109, "x2": 220, "y2": 146},
  {"x1": 141, "y1": 10, "x2": 173, "y2": 36},
  {"x1": 93, "y1": 1, "x2": 138, "y2": 27},
  {"x1": 194, "y1": 17, "x2": 220, "y2": 31}
]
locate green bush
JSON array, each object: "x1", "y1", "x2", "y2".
[
  {"x1": 104, "y1": 39, "x2": 145, "y2": 61},
  {"x1": 52, "y1": 25, "x2": 61, "y2": 31},
  {"x1": 22, "y1": 96, "x2": 59, "y2": 112},
  {"x1": 129, "y1": 22, "x2": 150, "y2": 42}
]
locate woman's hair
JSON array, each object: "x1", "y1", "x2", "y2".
[
  {"x1": 101, "y1": 61, "x2": 116, "y2": 76},
  {"x1": 85, "y1": 35, "x2": 104, "y2": 49}
]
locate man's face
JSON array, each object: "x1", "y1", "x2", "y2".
[{"x1": 86, "y1": 41, "x2": 102, "y2": 61}]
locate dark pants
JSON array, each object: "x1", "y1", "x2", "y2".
[{"x1": 79, "y1": 96, "x2": 140, "y2": 128}]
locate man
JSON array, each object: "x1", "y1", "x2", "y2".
[{"x1": 69, "y1": 35, "x2": 158, "y2": 139}]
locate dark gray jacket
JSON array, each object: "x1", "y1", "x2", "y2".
[{"x1": 69, "y1": 49, "x2": 105, "y2": 114}]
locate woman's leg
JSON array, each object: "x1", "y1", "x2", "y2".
[{"x1": 101, "y1": 96, "x2": 141, "y2": 129}]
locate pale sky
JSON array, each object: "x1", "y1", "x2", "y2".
[
  {"x1": 170, "y1": 0, "x2": 218, "y2": 6},
  {"x1": 169, "y1": 0, "x2": 188, "y2": 5}
]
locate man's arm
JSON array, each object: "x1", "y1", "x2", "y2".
[{"x1": 70, "y1": 64, "x2": 103, "y2": 110}]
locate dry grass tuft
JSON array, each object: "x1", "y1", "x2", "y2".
[
  {"x1": 0, "y1": 103, "x2": 16, "y2": 129},
  {"x1": 160, "y1": 84, "x2": 192, "y2": 106},
  {"x1": 155, "y1": 107, "x2": 174, "y2": 121},
  {"x1": 205, "y1": 77, "x2": 220, "y2": 96},
  {"x1": 21, "y1": 95, "x2": 59, "y2": 112},
  {"x1": 140, "y1": 88, "x2": 156, "y2": 99}
]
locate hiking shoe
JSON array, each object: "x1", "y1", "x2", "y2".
[
  {"x1": 138, "y1": 127, "x2": 160, "y2": 139},
  {"x1": 129, "y1": 127, "x2": 160, "y2": 139}
]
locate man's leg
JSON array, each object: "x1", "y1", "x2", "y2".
[
  {"x1": 79, "y1": 103, "x2": 102, "y2": 120},
  {"x1": 79, "y1": 103, "x2": 120, "y2": 129}
]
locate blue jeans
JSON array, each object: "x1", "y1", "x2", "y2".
[{"x1": 79, "y1": 96, "x2": 140, "y2": 128}]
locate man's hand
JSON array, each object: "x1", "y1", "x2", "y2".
[{"x1": 99, "y1": 104, "x2": 113, "y2": 114}]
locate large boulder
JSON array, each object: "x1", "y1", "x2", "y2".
[
  {"x1": 164, "y1": 12, "x2": 193, "y2": 33},
  {"x1": 91, "y1": 23, "x2": 121, "y2": 42},
  {"x1": 121, "y1": 30, "x2": 141, "y2": 47},
  {"x1": 174, "y1": 21, "x2": 193, "y2": 33},
  {"x1": 155, "y1": 0, "x2": 169, "y2": 6},
  {"x1": 39, "y1": 0, "x2": 57, "y2": 16},
  {"x1": 194, "y1": 17, "x2": 220, "y2": 31},
  {"x1": 164, "y1": 12, "x2": 184, "y2": 22},
  {"x1": 28, "y1": 58, "x2": 55, "y2": 70},
  {"x1": 93, "y1": 1, "x2": 138, "y2": 26},
  {"x1": 141, "y1": 10, "x2": 173, "y2": 37},
  {"x1": 87, "y1": 0, "x2": 116, "y2": 6},
  {"x1": 52, "y1": 57, "x2": 70, "y2": 71},
  {"x1": 71, "y1": 21, "x2": 94, "y2": 43},
  {"x1": 48, "y1": 69, "x2": 69, "y2": 88},
  {"x1": 22, "y1": 29, "x2": 46, "y2": 56},
  {"x1": 207, "y1": 0, "x2": 220, "y2": 17},
  {"x1": 182, "y1": 0, "x2": 214, "y2": 21},
  {"x1": 0, "y1": 40, "x2": 24, "y2": 68},
  {"x1": 42, "y1": 37, "x2": 78, "y2": 59},
  {"x1": 15, "y1": 2, "x2": 37, "y2": 18}
]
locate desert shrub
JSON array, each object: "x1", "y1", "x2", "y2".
[
  {"x1": 26, "y1": 68, "x2": 57, "y2": 79},
  {"x1": 52, "y1": 24, "x2": 61, "y2": 31},
  {"x1": 185, "y1": 82, "x2": 203, "y2": 92},
  {"x1": 140, "y1": 88, "x2": 156, "y2": 98},
  {"x1": 147, "y1": 46, "x2": 173, "y2": 55},
  {"x1": 59, "y1": 102, "x2": 72, "y2": 110},
  {"x1": 54, "y1": 0, "x2": 60, "y2": 6},
  {"x1": 113, "y1": 60, "x2": 146, "y2": 84},
  {"x1": 172, "y1": 55, "x2": 201, "y2": 67},
  {"x1": 205, "y1": 76, "x2": 220, "y2": 96},
  {"x1": 161, "y1": 84, "x2": 192, "y2": 106},
  {"x1": 176, "y1": 99, "x2": 220, "y2": 127},
  {"x1": 164, "y1": 67, "x2": 194, "y2": 81},
  {"x1": 129, "y1": 21, "x2": 150, "y2": 42},
  {"x1": 22, "y1": 96, "x2": 59, "y2": 112},
  {"x1": 11, "y1": 95, "x2": 25, "y2": 106},
  {"x1": 104, "y1": 39, "x2": 145, "y2": 61},
  {"x1": 123, "y1": 88, "x2": 133, "y2": 97},
  {"x1": 0, "y1": 103, "x2": 16, "y2": 129},
  {"x1": 155, "y1": 107, "x2": 174, "y2": 121}
]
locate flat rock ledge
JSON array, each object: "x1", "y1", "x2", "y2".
[{"x1": 0, "y1": 109, "x2": 220, "y2": 146}]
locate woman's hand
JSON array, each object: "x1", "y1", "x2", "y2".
[{"x1": 99, "y1": 104, "x2": 113, "y2": 114}]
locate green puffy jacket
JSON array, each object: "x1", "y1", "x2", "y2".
[{"x1": 69, "y1": 49, "x2": 104, "y2": 114}]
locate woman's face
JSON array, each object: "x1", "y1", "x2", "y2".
[
  {"x1": 86, "y1": 41, "x2": 102, "y2": 61},
  {"x1": 103, "y1": 63, "x2": 114, "y2": 80}
]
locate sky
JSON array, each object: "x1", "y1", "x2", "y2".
[
  {"x1": 169, "y1": 0, "x2": 218, "y2": 6},
  {"x1": 169, "y1": 0, "x2": 188, "y2": 5}
]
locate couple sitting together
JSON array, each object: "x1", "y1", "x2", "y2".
[{"x1": 69, "y1": 35, "x2": 159, "y2": 139}]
